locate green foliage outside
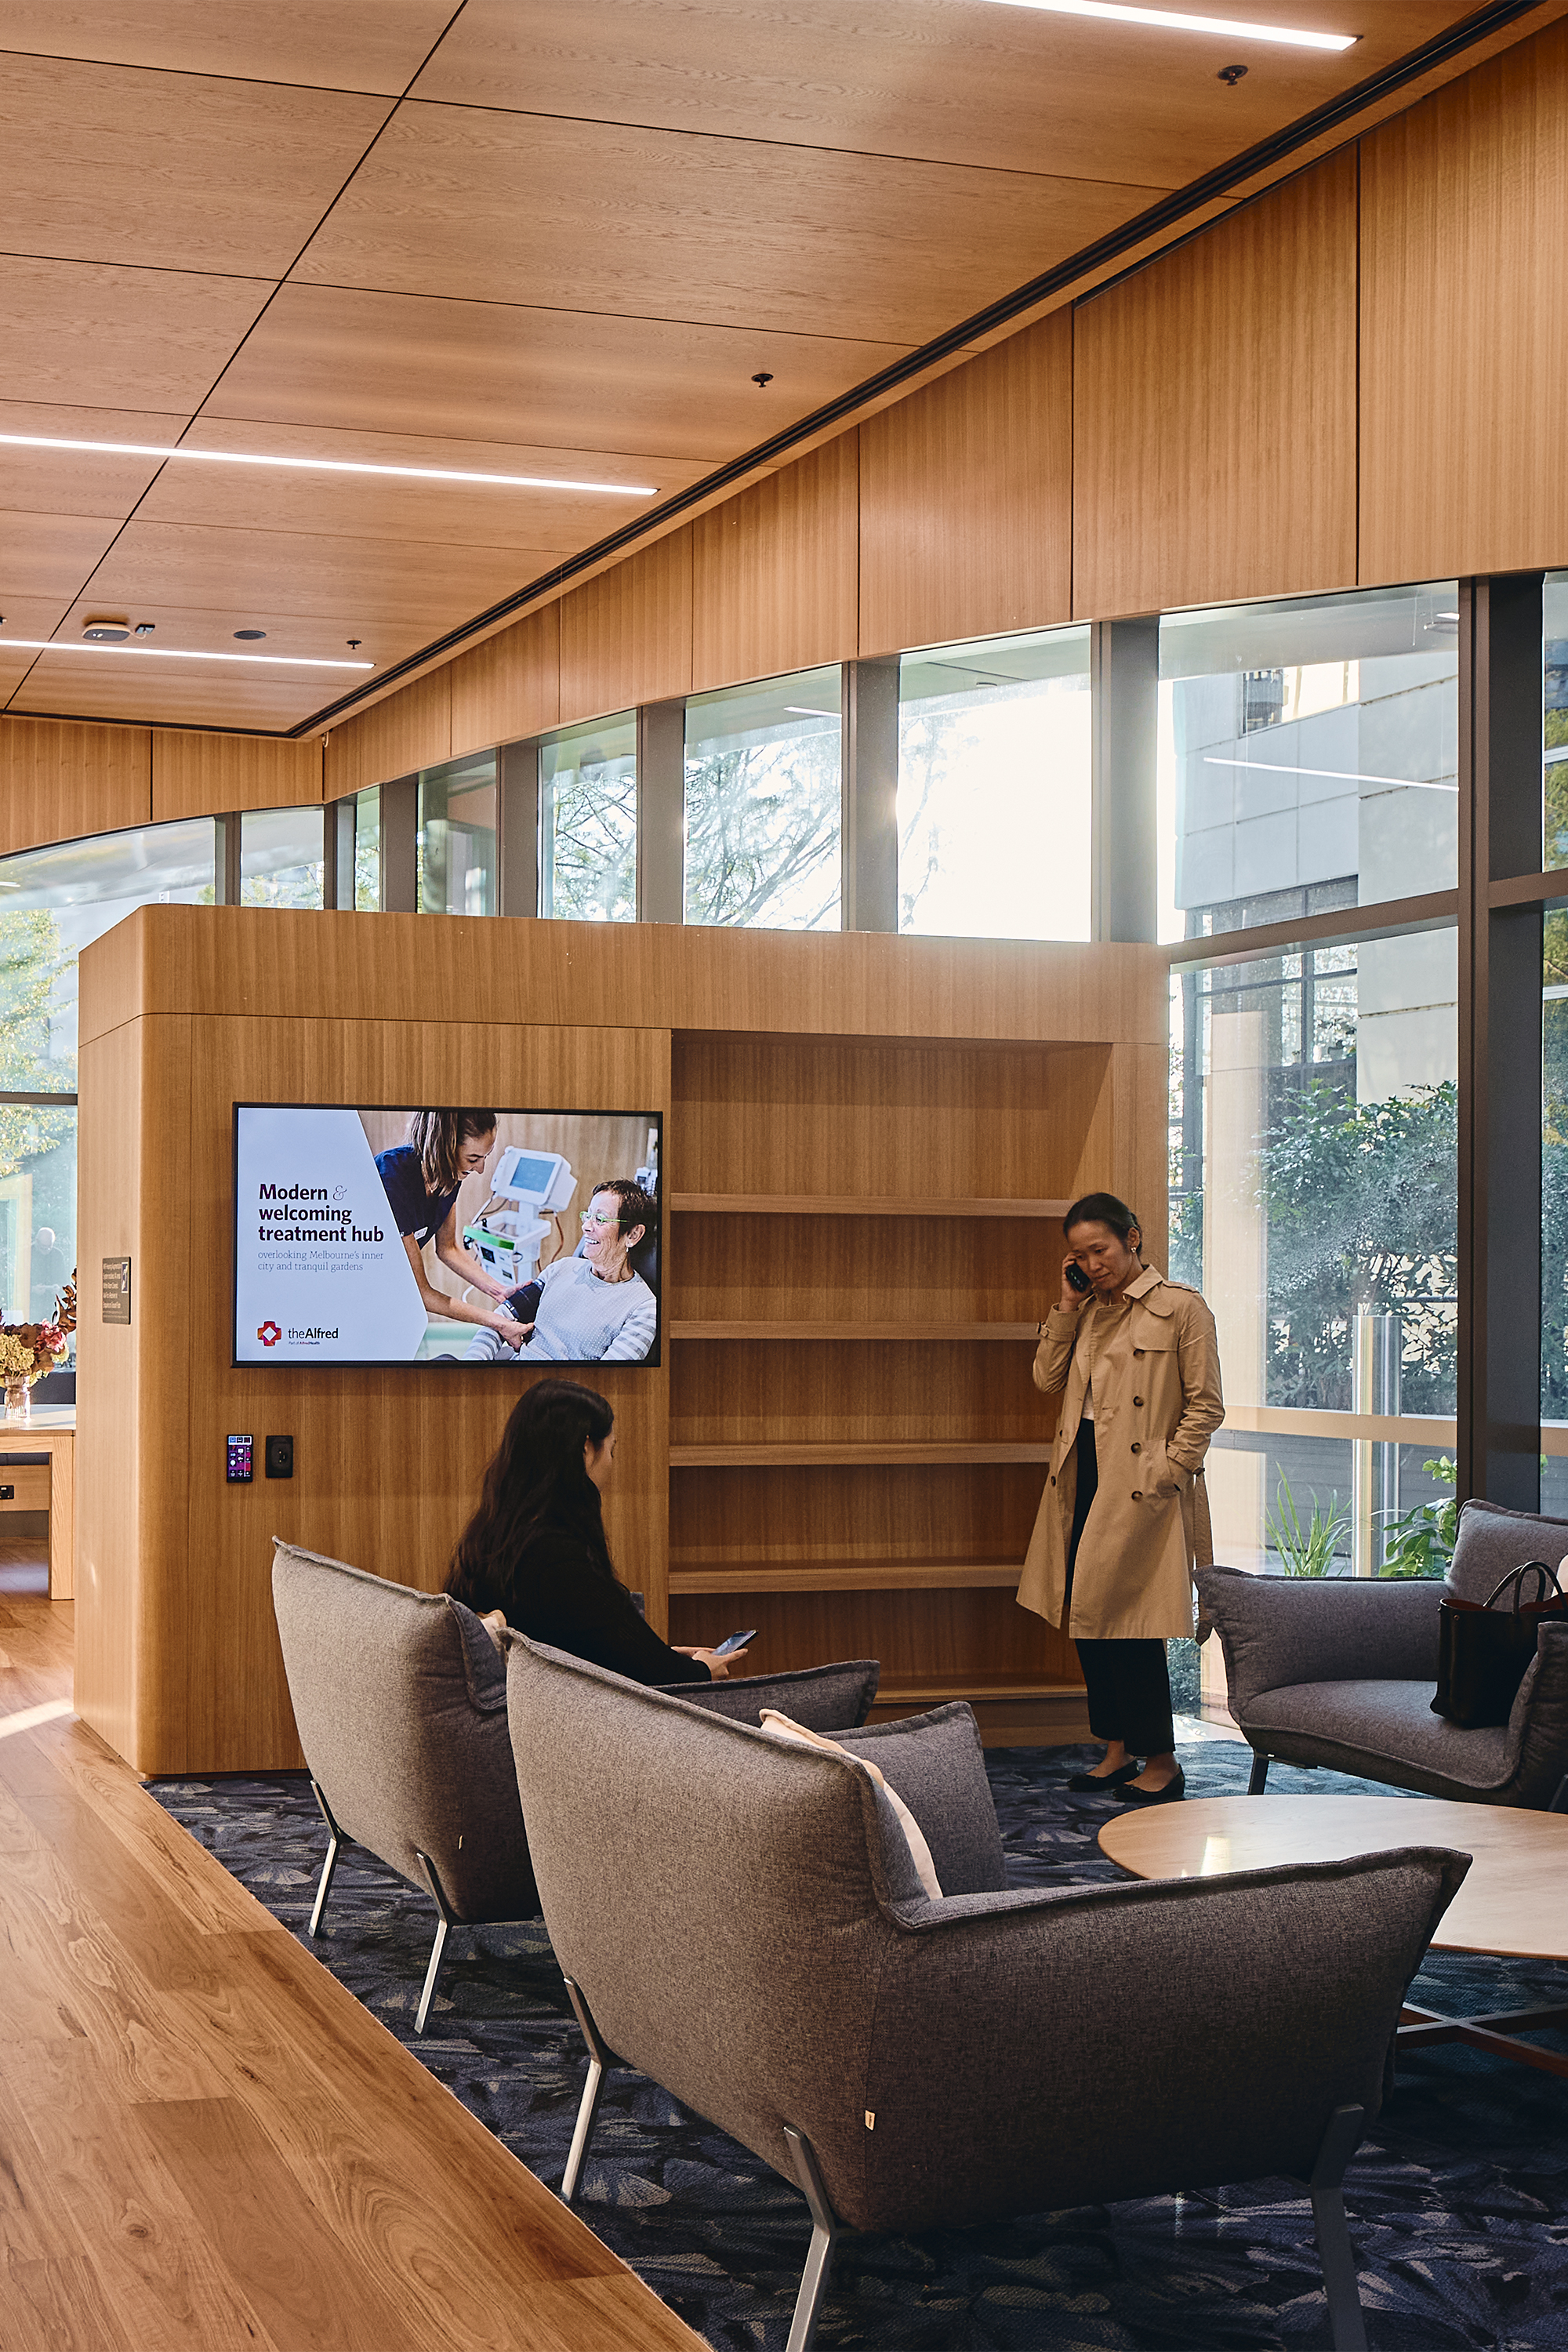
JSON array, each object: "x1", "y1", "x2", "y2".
[
  {"x1": 1265, "y1": 1473, "x2": 1349, "y2": 1576},
  {"x1": 543, "y1": 760, "x2": 637, "y2": 922},
  {"x1": 0, "y1": 909, "x2": 77, "y2": 1327},
  {"x1": 1379, "y1": 1455, "x2": 1458, "y2": 1578},
  {"x1": 683, "y1": 738, "x2": 840, "y2": 929}
]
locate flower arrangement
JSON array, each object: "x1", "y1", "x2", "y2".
[{"x1": 0, "y1": 1319, "x2": 68, "y2": 1388}]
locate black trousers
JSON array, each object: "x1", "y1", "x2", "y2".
[{"x1": 1065, "y1": 1418, "x2": 1175, "y2": 1756}]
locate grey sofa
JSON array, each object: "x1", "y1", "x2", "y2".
[
  {"x1": 271, "y1": 1541, "x2": 880, "y2": 2030},
  {"x1": 1196, "y1": 1499, "x2": 1568, "y2": 1807},
  {"x1": 505, "y1": 1632, "x2": 1467, "y2": 2352}
]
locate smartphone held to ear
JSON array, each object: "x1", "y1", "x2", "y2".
[{"x1": 1065, "y1": 1261, "x2": 1091, "y2": 1294}]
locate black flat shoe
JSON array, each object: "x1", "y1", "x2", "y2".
[
  {"x1": 1066, "y1": 1761, "x2": 1142, "y2": 1791},
  {"x1": 1119, "y1": 1767, "x2": 1186, "y2": 1805}
]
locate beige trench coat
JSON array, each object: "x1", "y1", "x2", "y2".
[{"x1": 1017, "y1": 1266, "x2": 1224, "y2": 1642}]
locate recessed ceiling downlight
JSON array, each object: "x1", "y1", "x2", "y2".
[
  {"x1": 83, "y1": 617, "x2": 131, "y2": 642},
  {"x1": 977, "y1": 0, "x2": 1357, "y2": 49}
]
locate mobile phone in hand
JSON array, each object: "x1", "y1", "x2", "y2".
[
  {"x1": 1065, "y1": 1262, "x2": 1091, "y2": 1294},
  {"x1": 714, "y1": 1628, "x2": 757, "y2": 1656}
]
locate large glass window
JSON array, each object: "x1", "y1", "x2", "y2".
[
  {"x1": 1544, "y1": 909, "x2": 1568, "y2": 1511},
  {"x1": 540, "y1": 716, "x2": 637, "y2": 922},
  {"x1": 419, "y1": 753, "x2": 497, "y2": 916},
  {"x1": 897, "y1": 626, "x2": 1091, "y2": 940},
  {"x1": 1171, "y1": 924, "x2": 1458, "y2": 1574},
  {"x1": 1546, "y1": 571, "x2": 1568, "y2": 870},
  {"x1": 240, "y1": 807, "x2": 324, "y2": 909},
  {"x1": 0, "y1": 819, "x2": 219, "y2": 1348},
  {"x1": 684, "y1": 669, "x2": 842, "y2": 930},
  {"x1": 1159, "y1": 583, "x2": 1460, "y2": 942},
  {"x1": 353, "y1": 787, "x2": 380, "y2": 913}
]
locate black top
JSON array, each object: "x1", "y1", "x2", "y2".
[
  {"x1": 376, "y1": 1144, "x2": 460, "y2": 1246},
  {"x1": 478, "y1": 1520, "x2": 711, "y2": 1686}
]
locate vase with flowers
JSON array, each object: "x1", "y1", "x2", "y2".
[{"x1": 0, "y1": 1313, "x2": 70, "y2": 1421}]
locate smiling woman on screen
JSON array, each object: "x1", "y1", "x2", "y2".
[
  {"x1": 374, "y1": 1109, "x2": 531, "y2": 1349},
  {"x1": 462, "y1": 1178, "x2": 657, "y2": 1365}
]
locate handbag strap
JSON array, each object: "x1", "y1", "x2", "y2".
[{"x1": 1485, "y1": 1559, "x2": 1566, "y2": 1613}]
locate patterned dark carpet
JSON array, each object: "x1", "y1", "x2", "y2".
[{"x1": 151, "y1": 1740, "x2": 1568, "y2": 2352}]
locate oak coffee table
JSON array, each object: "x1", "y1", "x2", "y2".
[{"x1": 1102, "y1": 1795, "x2": 1568, "y2": 2078}]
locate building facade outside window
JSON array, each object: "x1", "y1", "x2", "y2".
[
  {"x1": 539, "y1": 714, "x2": 637, "y2": 921},
  {"x1": 683, "y1": 669, "x2": 843, "y2": 930},
  {"x1": 419, "y1": 753, "x2": 497, "y2": 916},
  {"x1": 897, "y1": 626, "x2": 1091, "y2": 941}
]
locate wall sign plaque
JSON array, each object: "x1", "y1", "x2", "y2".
[{"x1": 102, "y1": 1257, "x2": 131, "y2": 1323}]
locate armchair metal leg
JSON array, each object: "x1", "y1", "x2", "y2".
[
  {"x1": 412, "y1": 1849, "x2": 457, "y2": 2035},
  {"x1": 1305, "y1": 2103, "x2": 1368, "y2": 2352},
  {"x1": 561, "y1": 1976, "x2": 615, "y2": 2204},
  {"x1": 782, "y1": 2125, "x2": 841, "y2": 2352},
  {"x1": 1247, "y1": 1752, "x2": 1270, "y2": 1795},
  {"x1": 307, "y1": 1781, "x2": 343, "y2": 1936}
]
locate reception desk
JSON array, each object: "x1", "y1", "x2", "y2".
[{"x1": 0, "y1": 1406, "x2": 75, "y2": 1599}]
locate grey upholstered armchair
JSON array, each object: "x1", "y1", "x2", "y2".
[
  {"x1": 505, "y1": 1633, "x2": 1466, "y2": 2352},
  {"x1": 1196, "y1": 1499, "x2": 1568, "y2": 1809},
  {"x1": 271, "y1": 1541, "x2": 880, "y2": 2030}
]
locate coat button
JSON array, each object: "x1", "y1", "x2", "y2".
[
  {"x1": 1131, "y1": 1490, "x2": 1142, "y2": 1501},
  {"x1": 1133, "y1": 1348, "x2": 1144, "y2": 1359},
  {"x1": 1048, "y1": 1474, "x2": 1056, "y2": 1486},
  {"x1": 1131, "y1": 1441, "x2": 1142, "y2": 1454},
  {"x1": 1133, "y1": 1396, "x2": 1144, "y2": 1406}
]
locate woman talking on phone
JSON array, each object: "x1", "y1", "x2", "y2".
[{"x1": 1017, "y1": 1192, "x2": 1223, "y2": 1802}]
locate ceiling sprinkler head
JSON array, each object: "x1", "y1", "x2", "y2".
[
  {"x1": 1218, "y1": 61, "x2": 1247, "y2": 82},
  {"x1": 752, "y1": 371, "x2": 774, "y2": 387}
]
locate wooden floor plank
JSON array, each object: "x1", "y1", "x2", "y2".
[
  {"x1": 0, "y1": 2040, "x2": 283, "y2": 2352},
  {"x1": 0, "y1": 1592, "x2": 703, "y2": 2352},
  {"x1": 9, "y1": 1713, "x2": 285, "y2": 1940},
  {"x1": 6, "y1": 2254, "x2": 136, "y2": 2352}
]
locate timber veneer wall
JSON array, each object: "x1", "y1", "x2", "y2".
[{"x1": 75, "y1": 905, "x2": 1163, "y2": 1772}]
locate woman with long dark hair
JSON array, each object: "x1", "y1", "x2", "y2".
[
  {"x1": 376, "y1": 1108, "x2": 530, "y2": 1348},
  {"x1": 446, "y1": 1378, "x2": 742, "y2": 1683},
  {"x1": 1018, "y1": 1192, "x2": 1223, "y2": 1803}
]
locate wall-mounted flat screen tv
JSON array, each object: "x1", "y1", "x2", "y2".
[{"x1": 233, "y1": 1104, "x2": 662, "y2": 1368}]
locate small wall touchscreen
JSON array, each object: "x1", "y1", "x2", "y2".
[{"x1": 233, "y1": 1104, "x2": 662, "y2": 1369}]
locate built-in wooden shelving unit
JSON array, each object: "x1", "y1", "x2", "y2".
[{"x1": 663, "y1": 1025, "x2": 1158, "y2": 1740}]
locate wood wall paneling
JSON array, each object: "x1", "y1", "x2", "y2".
[
  {"x1": 558, "y1": 526, "x2": 693, "y2": 725},
  {"x1": 449, "y1": 602, "x2": 560, "y2": 757},
  {"x1": 324, "y1": 668, "x2": 452, "y2": 798},
  {"x1": 152, "y1": 728, "x2": 325, "y2": 821},
  {"x1": 691, "y1": 435, "x2": 859, "y2": 692},
  {"x1": 1360, "y1": 19, "x2": 1568, "y2": 583},
  {"x1": 0, "y1": 714, "x2": 151, "y2": 857},
  {"x1": 1072, "y1": 150, "x2": 1359, "y2": 619},
  {"x1": 859, "y1": 314, "x2": 1073, "y2": 655}
]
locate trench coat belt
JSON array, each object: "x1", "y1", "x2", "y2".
[{"x1": 1192, "y1": 1465, "x2": 1214, "y2": 1570}]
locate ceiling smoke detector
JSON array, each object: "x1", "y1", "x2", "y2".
[{"x1": 82, "y1": 616, "x2": 132, "y2": 642}]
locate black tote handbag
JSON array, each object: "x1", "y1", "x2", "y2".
[{"x1": 1432, "y1": 1560, "x2": 1568, "y2": 1729}]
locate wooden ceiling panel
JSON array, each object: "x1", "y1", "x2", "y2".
[
  {"x1": 291, "y1": 103, "x2": 1160, "y2": 343},
  {"x1": 0, "y1": 510, "x2": 129, "y2": 601},
  {"x1": 0, "y1": 1, "x2": 458, "y2": 93},
  {"x1": 78, "y1": 521, "x2": 574, "y2": 648},
  {"x1": 0, "y1": 56, "x2": 390, "y2": 278},
  {"x1": 0, "y1": 401, "x2": 185, "y2": 519},
  {"x1": 414, "y1": 0, "x2": 1472, "y2": 183},
  {"x1": 134, "y1": 421, "x2": 701, "y2": 552},
  {"x1": 5, "y1": 659, "x2": 328, "y2": 731},
  {"x1": 0, "y1": 258, "x2": 274, "y2": 412},
  {"x1": 201, "y1": 285, "x2": 913, "y2": 463}
]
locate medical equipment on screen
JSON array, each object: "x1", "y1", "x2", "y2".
[
  {"x1": 463, "y1": 1148, "x2": 576, "y2": 1284},
  {"x1": 635, "y1": 1126, "x2": 659, "y2": 1200}
]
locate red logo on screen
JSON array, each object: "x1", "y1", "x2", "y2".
[{"x1": 257, "y1": 1320, "x2": 282, "y2": 1348}]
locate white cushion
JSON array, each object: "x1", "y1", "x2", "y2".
[{"x1": 760, "y1": 1709, "x2": 943, "y2": 1900}]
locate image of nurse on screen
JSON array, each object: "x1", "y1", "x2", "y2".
[{"x1": 375, "y1": 1109, "x2": 532, "y2": 1351}]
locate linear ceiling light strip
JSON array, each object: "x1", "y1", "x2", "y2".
[
  {"x1": 0, "y1": 434, "x2": 656, "y2": 496},
  {"x1": 979, "y1": 0, "x2": 1356, "y2": 46},
  {"x1": 0, "y1": 639, "x2": 372, "y2": 670}
]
